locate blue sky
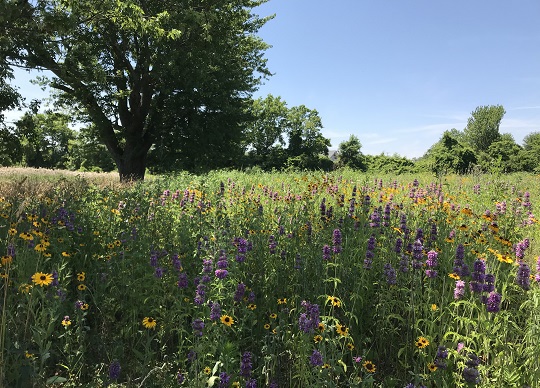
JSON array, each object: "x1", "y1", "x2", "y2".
[
  {"x1": 6, "y1": 1, "x2": 540, "y2": 159},
  {"x1": 252, "y1": 0, "x2": 540, "y2": 157}
]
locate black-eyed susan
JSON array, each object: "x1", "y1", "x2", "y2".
[
  {"x1": 31, "y1": 272, "x2": 53, "y2": 287},
  {"x1": 34, "y1": 243, "x2": 48, "y2": 253},
  {"x1": 81, "y1": 303, "x2": 89, "y2": 311},
  {"x1": 263, "y1": 323, "x2": 270, "y2": 330},
  {"x1": 220, "y1": 315, "x2": 234, "y2": 327},
  {"x1": 415, "y1": 336, "x2": 429, "y2": 349},
  {"x1": 247, "y1": 303, "x2": 256, "y2": 310},
  {"x1": 1, "y1": 255, "x2": 12, "y2": 266},
  {"x1": 18, "y1": 283, "x2": 32, "y2": 293},
  {"x1": 77, "y1": 272, "x2": 86, "y2": 281},
  {"x1": 318, "y1": 322, "x2": 326, "y2": 332},
  {"x1": 277, "y1": 298, "x2": 287, "y2": 305},
  {"x1": 142, "y1": 317, "x2": 157, "y2": 329},
  {"x1": 77, "y1": 284, "x2": 87, "y2": 291},
  {"x1": 428, "y1": 362, "x2": 438, "y2": 372},
  {"x1": 232, "y1": 382, "x2": 240, "y2": 388},
  {"x1": 8, "y1": 228, "x2": 17, "y2": 236},
  {"x1": 314, "y1": 335, "x2": 323, "y2": 343},
  {"x1": 62, "y1": 252, "x2": 71, "y2": 257},
  {"x1": 19, "y1": 232, "x2": 33, "y2": 241},
  {"x1": 269, "y1": 313, "x2": 277, "y2": 319},
  {"x1": 448, "y1": 273, "x2": 460, "y2": 280},
  {"x1": 346, "y1": 343, "x2": 355, "y2": 351},
  {"x1": 327, "y1": 295, "x2": 342, "y2": 307},
  {"x1": 61, "y1": 316, "x2": 71, "y2": 328},
  {"x1": 336, "y1": 323, "x2": 349, "y2": 337},
  {"x1": 363, "y1": 360, "x2": 376, "y2": 373},
  {"x1": 203, "y1": 366, "x2": 211, "y2": 375},
  {"x1": 322, "y1": 363, "x2": 331, "y2": 369}
]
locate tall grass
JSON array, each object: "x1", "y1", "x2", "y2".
[{"x1": 0, "y1": 168, "x2": 539, "y2": 387}]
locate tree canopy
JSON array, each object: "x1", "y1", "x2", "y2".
[
  {"x1": 0, "y1": 0, "x2": 271, "y2": 180},
  {"x1": 463, "y1": 105, "x2": 505, "y2": 152}
]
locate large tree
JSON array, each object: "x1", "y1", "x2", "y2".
[
  {"x1": 463, "y1": 105, "x2": 505, "y2": 152},
  {"x1": 0, "y1": 0, "x2": 271, "y2": 180}
]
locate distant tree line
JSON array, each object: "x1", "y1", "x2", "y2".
[{"x1": 2, "y1": 100, "x2": 540, "y2": 175}]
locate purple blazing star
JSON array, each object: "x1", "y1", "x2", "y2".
[{"x1": 309, "y1": 350, "x2": 323, "y2": 366}]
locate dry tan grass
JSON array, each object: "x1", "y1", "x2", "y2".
[{"x1": 0, "y1": 167, "x2": 125, "y2": 200}]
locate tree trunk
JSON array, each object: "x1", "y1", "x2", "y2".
[{"x1": 116, "y1": 144, "x2": 149, "y2": 182}]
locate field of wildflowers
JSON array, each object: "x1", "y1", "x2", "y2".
[{"x1": 1, "y1": 168, "x2": 539, "y2": 387}]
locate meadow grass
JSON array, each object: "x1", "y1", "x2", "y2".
[{"x1": 0, "y1": 168, "x2": 539, "y2": 387}]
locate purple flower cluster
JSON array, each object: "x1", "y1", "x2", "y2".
[
  {"x1": 218, "y1": 372, "x2": 230, "y2": 388},
  {"x1": 364, "y1": 234, "x2": 376, "y2": 269},
  {"x1": 382, "y1": 203, "x2": 391, "y2": 227},
  {"x1": 177, "y1": 272, "x2": 188, "y2": 289},
  {"x1": 434, "y1": 345, "x2": 448, "y2": 369},
  {"x1": 109, "y1": 360, "x2": 121, "y2": 380},
  {"x1": 369, "y1": 208, "x2": 380, "y2": 228},
  {"x1": 454, "y1": 280, "x2": 466, "y2": 300},
  {"x1": 235, "y1": 237, "x2": 248, "y2": 263},
  {"x1": 298, "y1": 300, "x2": 320, "y2": 334},
  {"x1": 384, "y1": 263, "x2": 397, "y2": 285},
  {"x1": 425, "y1": 250, "x2": 438, "y2": 278},
  {"x1": 462, "y1": 353, "x2": 481, "y2": 383},
  {"x1": 210, "y1": 302, "x2": 221, "y2": 321},
  {"x1": 194, "y1": 282, "x2": 206, "y2": 305},
  {"x1": 310, "y1": 349, "x2": 323, "y2": 366},
  {"x1": 516, "y1": 262, "x2": 531, "y2": 291},
  {"x1": 268, "y1": 235, "x2": 277, "y2": 255},
  {"x1": 215, "y1": 250, "x2": 229, "y2": 279},
  {"x1": 469, "y1": 259, "x2": 486, "y2": 293},
  {"x1": 453, "y1": 244, "x2": 470, "y2": 277},
  {"x1": 348, "y1": 198, "x2": 356, "y2": 217},
  {"x1": 412, "y1": 240, "x2": 423, "y2": 270},
  {"x1": 322, "y1": 245, "x2": 331, "y2": 261},
  {"x1": 332, "y1": 229, "x2": 342, "y2": 254},
  {"x1": 192, "y1": 318, "x2": 204, "y2": 337},
  {"x1": 515, "y1": 238, "x2": 530, "y2": 261},
  {"x1": 486, "y1": 291, "x2": 502, "y2": 313},
  {"x1": 240, "y1": 351, "x2": 253, "y2": 378},
  {"x1": 234, "y1": 282, "x2": 246, "y2": 303}
]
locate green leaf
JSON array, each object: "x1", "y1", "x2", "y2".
[{"x1": 46, "y1": 376, "x2": 68, "y2": 384}]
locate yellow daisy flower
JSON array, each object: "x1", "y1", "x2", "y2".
[
  {"x1": 363, "y1": 360, "x2": 376, "y2": 373},
  {"x1": 31, "y1": 272, "x2": 53, "y2": 287},
  {"x1": 142, "y1": 317, "x2": 157, "y2": 329},
  {"x1": 415, "y1": 336, "x2": 429, "y2": 349},
  {"x1": 77, "y1": 272, "x2": 86, "y2": 281},
  {"x1": 61, "y1": 316, "x2": 71, "y2": 327},
  {"x1": 220, "y1": 315, "x2": 234, "y2": 327},
  {"x1": 336, "y1": 323, "x2": 349, "y2": 337}
]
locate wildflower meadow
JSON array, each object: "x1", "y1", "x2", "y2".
[{"x1": 1, "y1": 168, "x2": 539, "y2": 387}]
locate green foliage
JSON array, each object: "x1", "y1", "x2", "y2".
[
  {"x1": 483, "y1": 133, "x2": 523, "y2": 173},
  {"x1": 420, "y1": 131, "x2": 477, "y2": 176},
  {"x1": 463, "y1": 105, "x2": 505, "y2": 152},
  {"x1": 244, "y1": 95, "x2": 332, "y2": 171},
  {"x1": 66, "y1": 125, "x2": 116, "y2": 172},
  {"x1": 519, "y1": 132, "x2": 540, "y2": 173},
  {"x1": 336, "y1": 135, "x2": 366, "y2": 170},
  {"x1": 365, "y1": 153, "x2": 419, "y2": 174},
  {"x1": 1, "y1": 0, "x2": 272, "y2": 180},
  {"x1": 14, "y1": 109, "x2": 76, "y2": 169}
]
